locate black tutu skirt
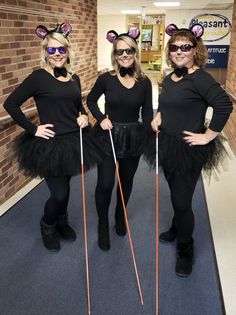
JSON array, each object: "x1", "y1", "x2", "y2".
[
  {"x1": 143, "y1": 128, "x2": 228, "y2": 179},
  {"x1": 14, "y1": 127, "x2": 105, "y2": 178},
  {"x1": 95, "y1": 122, "x2": 144, "y2": 159}
]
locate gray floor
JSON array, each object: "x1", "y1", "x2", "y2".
[{"x1": 0, "y1": 159, "x2": 223, "y2": 315}]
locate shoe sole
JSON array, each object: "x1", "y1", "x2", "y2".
[
  {"x1": 175, "y1": 271, "x2": 191, "y2": 278},
  {"x1": 114, "y1": 225, "x2": 126, "y2": 237}
]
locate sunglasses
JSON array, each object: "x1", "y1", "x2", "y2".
[
  {"x1": 46, "y1": 46, "x2": 67, "y2": 55},
  {"x1": 114, "y1": 48, "x2": 135, "y2": 56},
  {"x1": 169, "y1": 44, "x2": 195, "y2": 52}
]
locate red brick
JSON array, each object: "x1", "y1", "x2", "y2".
[
  {"x1": 8, "y1": 78, "x2": 18, "y2": 85},
  {"x1": 2, "y1": 72, "x2": 13, "y2": 80}
]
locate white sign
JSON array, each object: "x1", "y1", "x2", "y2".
[{"x1": 189, "y1": 13, "x2": 232, "y2": 42}]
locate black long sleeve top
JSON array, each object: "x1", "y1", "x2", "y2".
[
  {"x1": 3, "y1": 69, "x2": 86, "y2": 135},
  {"x1": 158, "y1": 69, "x2": 232, "y2": 134},
  {"x1": 87, "y1": 72, "x2": 153, "y2": 126}
]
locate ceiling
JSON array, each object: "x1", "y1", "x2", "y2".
[{"x1": 97, "y1": 0, "x2": 234, "y2": 15}]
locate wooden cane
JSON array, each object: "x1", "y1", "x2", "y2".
[
  {"x1": 108, "y1": 126, "x2": 144, "y2": 305},
  {"x1": 156, "y1": 130, "x2": 159, "y2": 315},
  {"x1": 80, "y1": 122, "x2": 91, "y2": 315}
]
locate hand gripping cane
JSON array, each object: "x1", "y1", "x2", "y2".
[
  {"x1": 108, "y1": 123, "x2": 144, "y2": 305},
  {"x1": 80, "y1": 125, "x2": 91, "y2": 315}
]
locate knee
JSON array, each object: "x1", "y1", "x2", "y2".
[
  {"x1": 171, "y1": 195, "x2": 190, "y2": 213},
  {"x1": 51, "y1": 191, "x2": 69, "y2": 204}
]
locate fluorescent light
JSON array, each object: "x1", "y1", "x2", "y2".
[
  {"x1": 153, "y1": 2, "x2": 180, "y2": 7},
  {"x1": 121, "y1": 10, "x2": 141, "y2": 14}
]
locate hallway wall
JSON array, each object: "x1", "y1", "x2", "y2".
[
  {"x1": 225, "y1": 0, "x2": 236, "y2": 157},
  {"x1": 0, "y1": 0, "x2": 97, "y2": 205}
]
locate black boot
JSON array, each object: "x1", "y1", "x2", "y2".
[
  {"x1": 175, "y1": 238, "x2": 194, "y2": 277},
  {"x1": 56, "y1": 213, "x2": 76, "y2": 242},
  {"x1": 159, "y1": 226, "x2": 177, "y2": 243},
  {"x1": 40, "y1": 218, "x2": 60, "y2": 251},
  {"x1": 98, "y1": 221, "x2": 110, "y2": 251},
  {"x1": 115, "y1": 209, "x2": 126, "y2": 236}
]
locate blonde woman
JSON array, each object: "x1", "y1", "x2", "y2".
[
  {"x1": 87, "y1": 27, "x2": 153, "y2": 251},
  {"x1": 4, "y1": 23, "x2": 104, "y2": 251}
]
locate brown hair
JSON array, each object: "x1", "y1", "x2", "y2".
[{"x1": 165, "y1": 30, "x2": 208, "y2": 68}]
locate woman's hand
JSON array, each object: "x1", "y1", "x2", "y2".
[
  {"x1": 35, "y1": 124, "x2": 55, "y2": 139},
  {"x1": 151, "y1": 112, "x2": 162, "y2": 132},
  {"x1": 183, "y1": 129, "x2": 219, "y2": 146},
  {"x1": 100, "y1": 118, "x2": 113, "y2": 130},
  {"x1": 77, "y1": 114, "x2": 89, "y2": 129}
]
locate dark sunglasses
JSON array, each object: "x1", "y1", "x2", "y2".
[
  {"x1": 169, "y1": 44, "x2": 195, "y2": 52},
  {"x1": 114, "y1": 47, "x2": 135, "y2": 56},
  {"x1": 46, "y1": 46, "x2": 67, "y2": 55}
]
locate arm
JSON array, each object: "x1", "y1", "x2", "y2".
[
  {"x1": 141, "y1": 77, "x2": 154, "y2": 127},
  {"x1": 183, "y1": 71, "x2": 232, "y2": 145},
  {"x1": 73, "y1": 74, "x2": 88, "y2": 128},
  {"x1": 87, "y1": 74, "x2": 107, "y2": 124},
  {"x1": 3, "y1": 73, "x2": 38, "y2": 135},
  {"x1": 195, "y1": 71, "x2": 232, "y2": 132},
  {"x1": 73, "y1": 74, "x2": 87, "y2": 116}
]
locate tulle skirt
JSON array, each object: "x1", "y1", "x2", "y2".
[
  {"x1": 143, "y1": 128, "x2": 228, "y2": 179},
  {"x1": 95, "y1": 122, "x2": 144, "y2": 159},
  {"x1": 14, "y1": 128, "x2": 105, "y2": 178}
]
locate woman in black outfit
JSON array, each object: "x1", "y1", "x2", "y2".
[
  {"x1": 87, "y1": 27, "x2": 153, "y2": 251},
  {"x1": 4, "y1": 23, "x2": 104, "y2": 251},
  {"x1": 151, "y1": 23, "x2": 232, "y2": 277}
]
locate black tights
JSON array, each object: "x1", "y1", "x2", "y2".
[
  {"x1": 95, "y1": 156, "x2": 140, "y2": 223},
  {"x1": 43, "y1": 175, "x2": 71, "y2": 225},
  {"x1": 165, "y1": 167, "x2": 202, "y2": 241}
]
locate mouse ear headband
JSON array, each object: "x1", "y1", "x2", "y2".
[
  {"x1": 165, "y1": 23, "x2": 204, "y2": 38},
  {"x1": 35, "y1": 22, "x2": 72, "y2": 39},
  {"x1": 106, "y1": 26, "x2": 140, "y2": 43}
]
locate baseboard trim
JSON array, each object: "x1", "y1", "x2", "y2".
[{"x1": 0, "y1": 178, "x2": 43, "y2": 216}]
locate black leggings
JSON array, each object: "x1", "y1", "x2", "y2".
[
  {"x1": 95, "y1": 156, "x2": 140, "y2": 223},
  {"x1": 43, "y1": 175, "x2": 71, "y2": 224},
  {"x1": 165, "y1": 167, "x2": 202, "y2": 241}
]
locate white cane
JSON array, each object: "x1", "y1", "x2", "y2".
[
  {"x1": 156, "y1": 130, "x2": 159, "y2": 315},
  {"x1": 80, "y1": 125, "x2": 91, "y2": 315},
  {"x1": 108, "y1": 127, "x2": 144, "y2": 305}
]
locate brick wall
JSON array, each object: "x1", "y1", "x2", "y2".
[
  {"x1": 224, "y1": 1, "x2": 236, "y2": 157},
  {"x1": 0, "y1": 0, "x2": 97, "y2": 205}
]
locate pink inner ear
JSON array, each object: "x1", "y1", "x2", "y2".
[
  {"x1": 106, "y1": 32, "x2": 117, "y2": 43},
  {"x1": 191, "y1": 24, "x2": 204, "y2": 38},
  {"x1": 60, "y1": 23, "x2": 72, "y2": 35},
  {"x1": 128, "y1": 27, "x2": 140, "y2": 39},
  {"x1": 36, "y1": 26, "x2": 48, "y2": 39},
  {"x1": 165, "y1": 24, "x2": 178, "y2": 36}
]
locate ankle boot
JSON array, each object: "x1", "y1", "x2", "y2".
[
  {"x1": 175, "y1": 238, "x2": 194, "y2": 277},
  {"x1": 56, "y1": 213, "x2": 76, "y2": 242},
  {"x1": 115, "y1": 210, "x2": 126, "y2": 236},
  {"x1": 98, "y1": 221, "x2": 110, "y2": 251},
  {"x1": 40, "y1": 218, "x2": 60, "y2": 251},
  {"x1": 159, "y1": 226, "x2": 177, "y2": 243}
]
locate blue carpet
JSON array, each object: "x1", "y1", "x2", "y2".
[{"x1": 0, "y1": 159, "x2": 223, "y2": 315}]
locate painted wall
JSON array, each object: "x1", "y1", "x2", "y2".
[{"x1": 97, "y1": 15, "x2": 126, "y2": 70}]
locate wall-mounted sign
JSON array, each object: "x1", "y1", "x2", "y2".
[
  {"x1": 189, "y1": 13, "x2": 232, "y2": 42},
  {"x1": 205, "y1": 45, "x2": 229, "y2": 68}
]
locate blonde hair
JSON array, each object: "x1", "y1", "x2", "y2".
[
  {"x1": 166, "y1": 30, "x2": 208, "y2": 68},
  {"x1": 110, "y1": 36, "x2": 145, "y2": 79},
  {"x1": 40, "y1": 32, "x2": 76, "y2": 74}
]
